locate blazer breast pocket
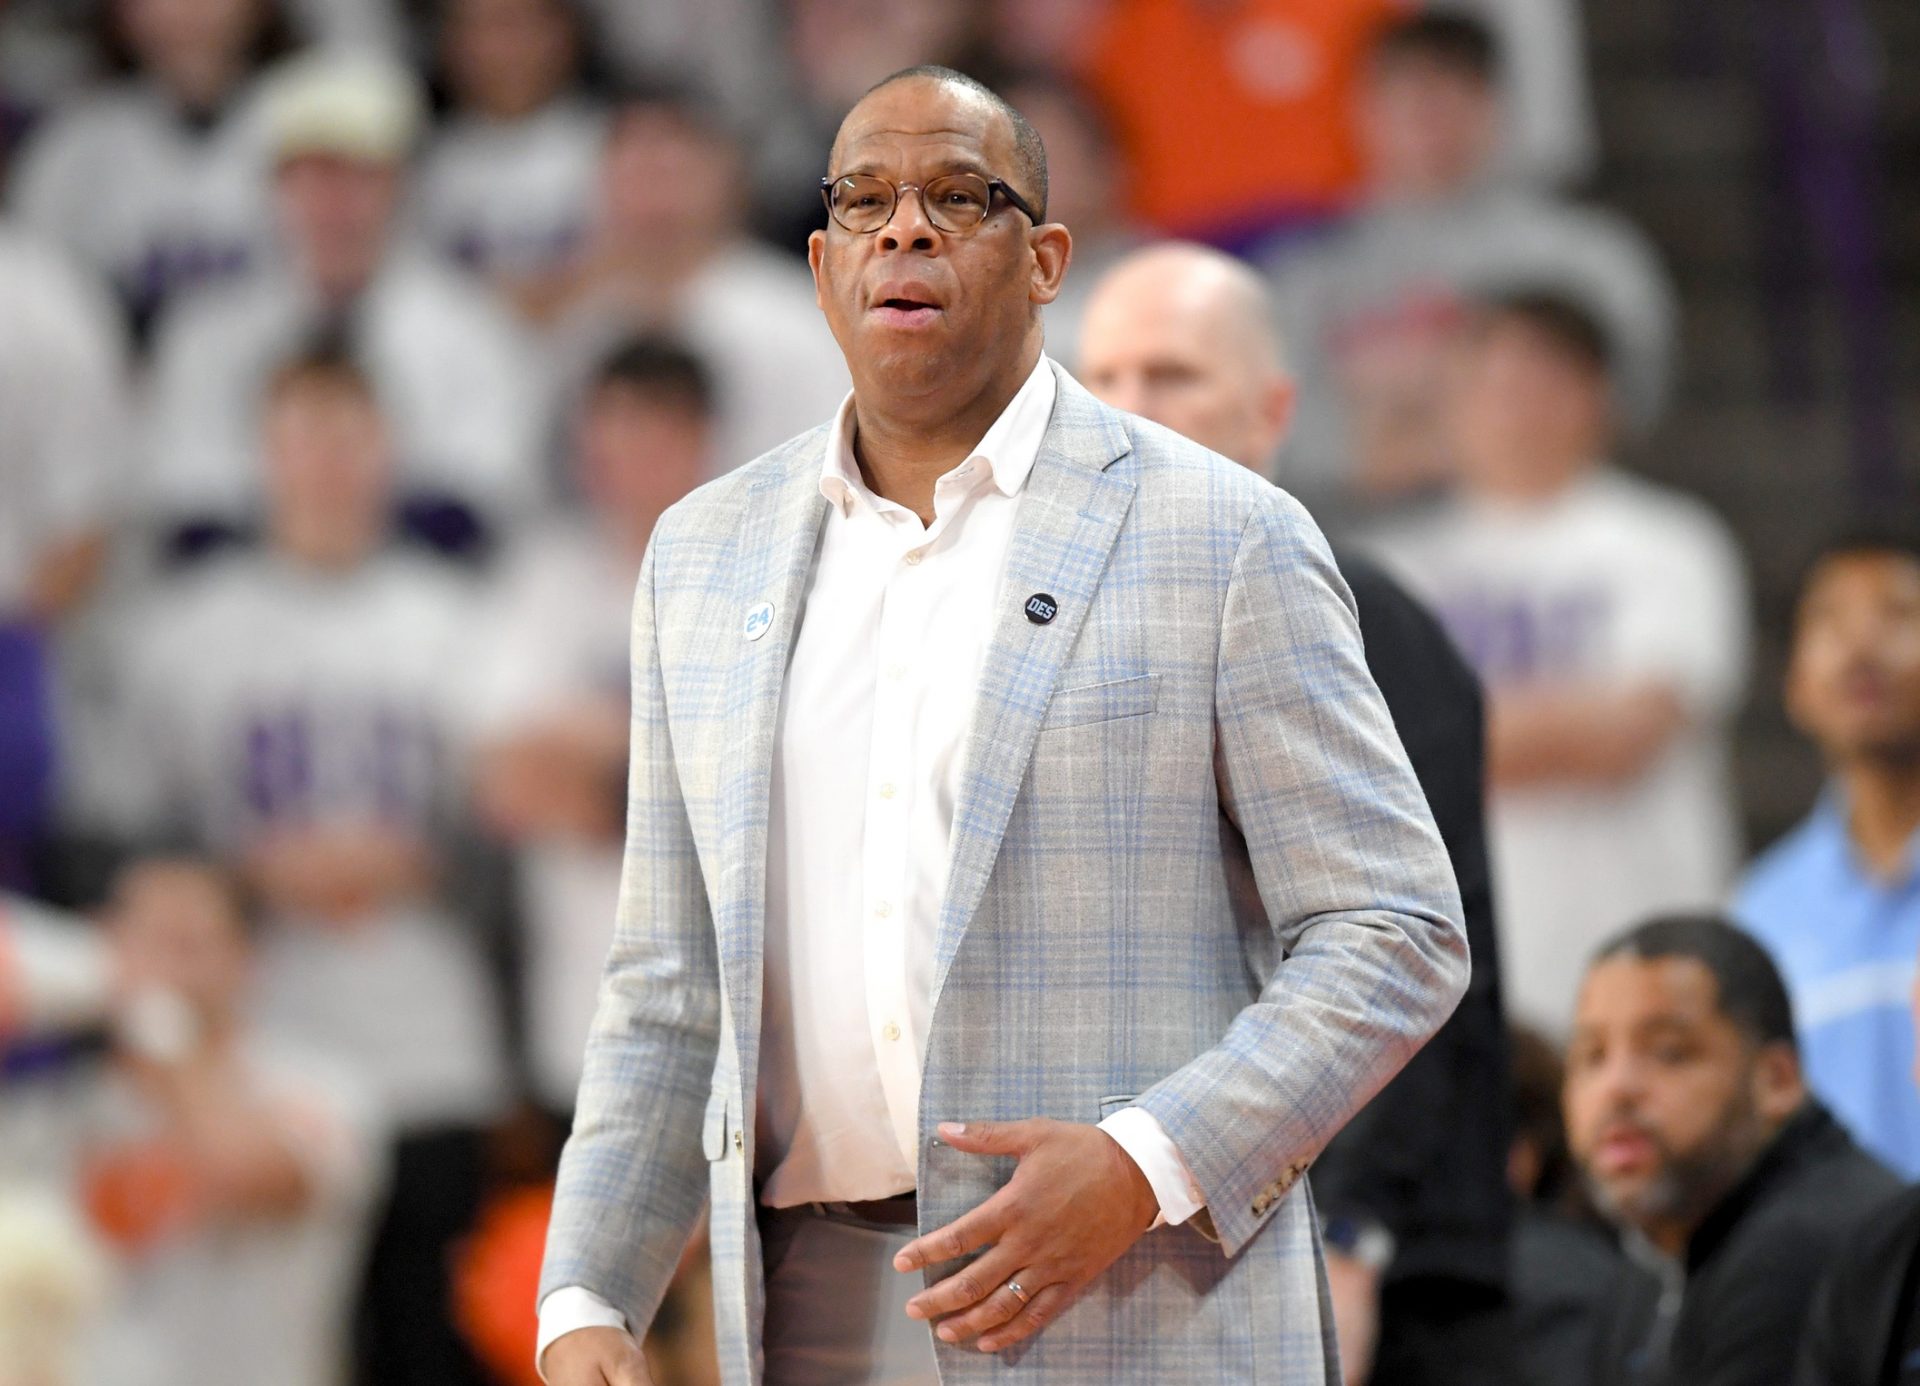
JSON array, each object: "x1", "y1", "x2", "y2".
[{"x1": 1040, "y1": 673, "x2": 1159, "y2": 731}]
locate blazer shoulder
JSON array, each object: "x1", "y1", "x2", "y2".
[{"x1": 1107, "y1": 408, "x2": 1315, "y2": 538}]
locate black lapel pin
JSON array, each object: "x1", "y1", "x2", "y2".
[{"x1": 1024, "y1": 593, "x2": 1058, "y2": 625}]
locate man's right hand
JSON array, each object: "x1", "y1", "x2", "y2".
[{"x1": 540, "y1": 1327, "x2": 654, "y2": 1386}]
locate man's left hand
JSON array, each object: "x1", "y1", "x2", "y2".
[{"x1": 893, "y1": 1118, "x2": 1161, "y2": 1352}]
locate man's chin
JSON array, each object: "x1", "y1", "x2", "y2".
[
  {"x1": 1585, "y1": 1170, "x2": 1672, "y2": 1228},
  {"x1": 858, "y1": 346, "x2": 961, "y2": 397}
]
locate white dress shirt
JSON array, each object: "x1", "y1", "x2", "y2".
[{"x1": 536, "y1": 356, "x2": 1203, "y2": 1371}]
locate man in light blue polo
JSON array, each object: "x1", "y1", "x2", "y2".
[{"x1": 1735, "y1": 530, "x2": 1920, "y2": 1176}]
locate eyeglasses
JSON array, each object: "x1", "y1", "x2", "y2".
[{"x1": 820, "y1": 171, "x2": 1040, "y2": 235}]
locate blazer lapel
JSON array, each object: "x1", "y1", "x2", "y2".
[
  {"x1": 932, "y1": 370, "x2": 1137, "y2": 990},
  {"x1": 717, "y1": 447, "x2": 830, "y2": 1034}
]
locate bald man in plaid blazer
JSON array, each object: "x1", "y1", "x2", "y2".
[{"x1": 539, "y1": 70, "x2": 1467, "y2": 1386}]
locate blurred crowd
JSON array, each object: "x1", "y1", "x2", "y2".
[{"x1": 0, "y1": 2, "x2": 1912, "y2": 1385}]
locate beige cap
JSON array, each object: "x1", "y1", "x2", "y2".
[{"x1": 262, "y1": 52, "x2": 424, "y2": 164}]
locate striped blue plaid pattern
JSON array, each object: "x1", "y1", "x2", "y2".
[{"x1": 540, "y1": 363, "x2": 1469, "y2": 1383}]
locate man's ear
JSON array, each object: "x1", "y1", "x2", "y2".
[
  {"x1": 1260, "y1": 375, "x2": 1298, "y2": 456},
  {"x1": 807, "y1": 229, "x2": 828, "y2": 311},
  {"x1": 1027, "y1": 223, "x2": 1072, "y2": 307},
  {"x1": 1752, "y1": 1041, "x2": 1805, "y2": 1124}
]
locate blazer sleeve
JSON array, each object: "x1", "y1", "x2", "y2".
[
  {"x1": 1134, "y1": 486, "x2": 1470, "y2": 1257},
  {"x1": 537, "y1": 539, "x2": 723, "y2": 1330}
]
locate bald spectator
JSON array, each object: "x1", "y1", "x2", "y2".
[
  {"x1": 414, "y1": 0, "x2": 605, "y2": 288},
  {"x1": 1268, "y1": 12, "x2": 1673, "y2": 509},
  {"x1": 1079, "y1": 243, "x2": 1513, "y2": 1386},
  {"x1": 532, "y1": 84, "x2": 848, "y2": 478},
  {"x1": 8, "y1": 0, "x2": 293, "y2": 340},
  {"x1": 143, "y1": 52, "x2": 541, "y2": 560}
]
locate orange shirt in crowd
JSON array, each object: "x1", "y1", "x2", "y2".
[{"x1": 1083, "y1": 0, "x2": 1408, "y2": 239}]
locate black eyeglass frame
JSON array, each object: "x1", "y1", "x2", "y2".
[{"x1": 818, "y1": 171, "x2": 1042, "y2": 234}]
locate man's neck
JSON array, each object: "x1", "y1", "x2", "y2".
[
  {"x1": 851, "y1": 344, "x2": 1040, "y2": 524},
  {"x1": 1839, "y1": 755, "x2": 1920, "y2": 879}
]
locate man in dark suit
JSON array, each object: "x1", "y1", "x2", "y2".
[
  {"x1": 1566, "y1": 914, "x2": 1899, "y2": 1386},
  {"x1": 1796, "y1": 943, "x2": 1920, "y2": 1386},
  {"x1": 1079, "y1": 241, "x2": 1514, "y2": 1385}
]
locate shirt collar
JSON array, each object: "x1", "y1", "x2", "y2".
[{"x1": 818, "y1": 354, "x2": 1057, "y2": 516}]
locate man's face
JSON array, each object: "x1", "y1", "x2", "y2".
[
  {"x1": 600, "y1": 107, "x2": 737, "y2": 250},
  {"x1": 275, "y1": 153, "x2": 401, "y2": 293},
  {"x1": 1451, "y1": 317, "x2": 1609, "y2": 496},
  {"x1": 263, "y1": 378, "x2": 391, "y2": 557},
  {"x1": 1360, "y1": 56, "x2": 1499, "y2": 200},
  {"x1": 1787, "y1": 552, "x2": 1920, "y2": 764},
  {"x1": 1564, "y1": 956, "x2": 1798, "y2": 1242},
  {"x1": 808, "y1": 78, "x2": 1065, "y2": 406},
  {"x1": 108, "y1": 862, "x2": 250, "y2": 1023},
  {"x1": 575, "y1": 384, "x2": 711, "y2": 539},
  {"x1": 119, "y1": 0, "x2": 262, "y2": 77},
  {"x1": 442, "y1": 0, "x2": 576, "y2": 119},
  {"x1": 1078, "y1": 273, "x2": 1291, "y2": 471}
]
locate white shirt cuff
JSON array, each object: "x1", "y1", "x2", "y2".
[
  {"x1": 1098, "y1": 1106, "x2": 1207, "y2": 1227},
  {"x1": 535, "y1": 1287, "x2": 630, "y2": 1383}
]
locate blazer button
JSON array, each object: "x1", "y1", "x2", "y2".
[{"x1": 733, "y1": 1130, "x2": 743, "y2": 1152}]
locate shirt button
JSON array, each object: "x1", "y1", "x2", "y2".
[
  {"x1": 883, "y1": 1022, "x2": 902, "y2": 1042},
  {"x1": 886, "y1": 663, "x2": 907, "y2": 680},
  {"x1": 905, "y1": 550, "x2": 924, "y2": 566},
  {"x1": 878, "y1": 782, "x2": 896, "y2": 799},
  {"x1": 874, "y1": 901, "x2": 893, "y2": 918}
]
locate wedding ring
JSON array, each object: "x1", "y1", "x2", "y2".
[{"x1": 1005, "y1": 1279, "x2": 1031, "y2": 1305}]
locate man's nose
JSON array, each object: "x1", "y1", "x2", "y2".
[
  {"x1": 877, "y1": 187, "x2": 939, "y2": 251},
  {"x1": 1592, "y1": 1051, "x2": 1653, "y2": 1105}
]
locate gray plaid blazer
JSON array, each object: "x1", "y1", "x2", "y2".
[{"x1": 540, "y1": 363, "x2": 1469, "y2": 1382}]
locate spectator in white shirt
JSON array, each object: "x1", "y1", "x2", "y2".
[
  {"x1": 528, "y1": 82, "x2": 849, "y2": 478},
  {"x1": 74, "y1": 857, "x2": 380, "y2": 1386},
  {"x1": 119, "y1": 348, "x2": 511, "y2": 1386},
  {"x1": 414, "y1": 0, "x2": 604, "y2": 290},
  {"x1": 1365, "y1": 291, "x2": 1750, "y2": 1032},
  {"x1": 469, "y1": 335, "x2": 714, "y2": 1115},
  {"x1": 143, "y1": 51, "x2": 541, "y2": 562},
  {"x1": 8, "y1": 0, "x2": 295, "y2": 341},
  {"x1": 1268, "y1": 11, "x2": 1674, "y2": 514},
  {"x1": 0, "y1": 227, "x2": 129, "y2": 890}
]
